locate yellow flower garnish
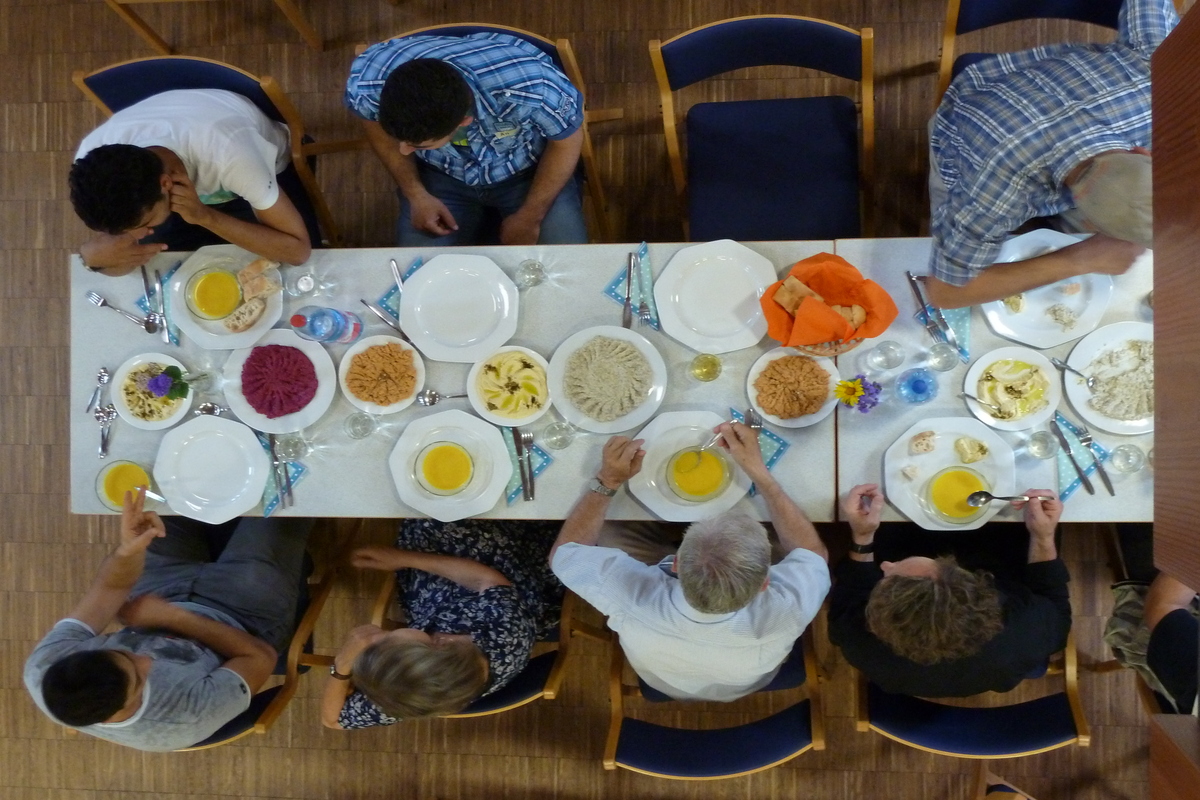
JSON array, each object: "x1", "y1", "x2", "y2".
[{"x1": 834, "y1": 380, "x2": 865, "y2": 405}]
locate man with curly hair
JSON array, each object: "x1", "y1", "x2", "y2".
[
  {"x1": 829, "y1": 484, "x2": 1071, "y2": 697},
  {"x1": 71, "y1": 89, "x2": 312, "y2": 275}
]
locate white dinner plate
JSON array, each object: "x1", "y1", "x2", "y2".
[
  {"x1": 1064, "y1": 321, "x2": 1154, "y2": 435},
  {"x1": 882, "y1": 418, "x2": 1016, "y2": 532},
  {"x1": 168, "y1": 245, "x2": 283, "y2": 350},
  {"x1": 654, "y1": 240, "x2": 777, "y2": 353},
  {"x1": 337, "y1": 335, "x2": 425, "y2": 415},
  {"x1": 745, "y1": 349, "x2": 839, "y2": 428},
  {"x1": 111, "y1": 352, "x2": 194, "y2": 430},
  {"x1": 466, "y1": 346, "x2": 552, "y2": 427},
  {"x1": 628, "y1": 411, "x2": 753, "y2": 522},
  {"x1": 962, "y1": 346, "x2": 1061, "y2": 431},
  {"x1": 399, "y1": 254, "x2": 518, "y2": 362},
  {"x1": 547, "y1": 325, "x2": 668, "y2": 434},
  {"x1": 388, "y1": 409, "x2": 512, "y2": 522},
  {"x1": 981, "y1": 230, "x2": 1112, "y2": 349},
  {"x1": 153, "y1": 415, "x2": 270, "y2": 523},
  {"x1": 222, "y1": 328, "x2": 337, "y2": 434}
]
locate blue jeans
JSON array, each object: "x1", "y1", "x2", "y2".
[{"x1": 398, "y1": 162, "x2": 588, "y2": 246}]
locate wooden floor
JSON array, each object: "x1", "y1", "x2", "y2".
[{"x1": 0, "y1": 0, "x2": 1182, "y2": 797}]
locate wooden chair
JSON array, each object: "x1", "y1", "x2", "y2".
[
  {"x1": 103, "y1": 0, "x2": 322, "y2": 54},
  {"x1": 649, "y1": 15, "x2": 874, "y2": 241},
  {"x1": 974, "y1": 764, "x2": 1040, "y2": 799},
  {"x1": 853, "y1": 631, "x2": 1089, "y2": 758},
  {"x1": 73, "y1": 56, "x2": 362, "y2": 247},
  {"x1": 362, "y1": 23, "x2": 623, "y2": 241},
  {"x1": 603, "y1": 627, "x2": 826, "y2": 780}
]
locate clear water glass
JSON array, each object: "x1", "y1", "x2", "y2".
[
  {"x1": 1109, "y1": 444, "x2": 1146, "y2": 474},
  {"x1": 540, "y1": 421, "x2": 578, "y2": 450},
  {"x1": 689, "y1": 354, "x2": 722, "y2": 382},
  {"x1": 1026, "y1": 430, "x2": 1058, "y2": 459},
  {"x1": 283, "y1": 265, "x2": 317, "y2": 297},
  {"x1": 344, "y1": 411, "x2": 379, "y2": 440},
  {"x1": 514, "y1": 259, "x2": 546, "y2": 289},
  {"x1": 867, "y1": 340, "x2": 905, "y2": 370},
  {"x1": 895, "y1": 368, "x2": 938, "y2": 404},
  {"x1": 927, "y1": 342, "x2": 959, "y2": 372},
  {"x1": 274, "y1": 432, "x2": 312, "y2": 461}
]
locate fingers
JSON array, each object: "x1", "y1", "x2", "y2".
[{"x1": 437, "y1": 205, "x2": 459, "y2": 232}]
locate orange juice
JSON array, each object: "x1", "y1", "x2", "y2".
[
  {"x1": 667, "y1": 448, "x2": 729, "y2": 501},
  {"x1": 102, "y1": 462, "x2": 151, "y2": 507},
  {"x1": 189, "y1": 269, "x2": 241, "y2": 319},
  {"x1": 419, "y1": 443, "x2": 473, "y2": 495},
  {"x1": 929, "y1": 468, "x2": 985, "y2": 519}
]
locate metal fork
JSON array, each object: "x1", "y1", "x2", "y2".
[
  {"x1": 634, "y1": 255, "x2": 653, "y2": 326},
  {"x1": 85, "y1": 291, "x2": 149, "y2": 328},
  {"x1": 1074, "y1": 424, "x2": 1115, "y2": 496},
  {"x1": 520, "y1": 430, "x2": 536, "y2": 500},
  {"x1": 745, "y1": 407, "x2": 764, "y2": 432}
]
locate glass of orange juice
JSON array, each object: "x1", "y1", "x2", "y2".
[
  {"x1": 95, "y1": 461, "x2": 155, "y2": 512},
  {"x1": 922, "y1": 466, "x2": 989, "y2": 525}
]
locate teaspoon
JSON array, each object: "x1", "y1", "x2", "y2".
[
  {"x1": 966, "y1": 491, "x2": 1044, "y2": 507},
  {"x1": 85, "y1": 367, "x2": 111, "y2": 413},
  {"x1": 1049, "y1": 357, "x2": 1097, "y2": 391},
  {"x1": 416, "y1": 389, "x2": 467, "y2": 407},
  {"x1": 194, "y1": 402, "x2": 230, "y2": 417}
]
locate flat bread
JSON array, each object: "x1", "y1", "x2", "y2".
[
  {"x1": 774, "y1": 276, "x2": 824, "y2": 315},
  {"x1": 223, "y1": 296, "x2": 266, "y2": 333}
]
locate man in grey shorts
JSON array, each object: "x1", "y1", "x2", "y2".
[{"x1": 24, "y1": 489, "x2": 312, "y2": 751}]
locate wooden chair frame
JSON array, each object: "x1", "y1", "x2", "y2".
[
  {"x1": 853, "y1": 630, "x2": 1090, "y2": 757},
  {"x1": 72, "y1": 56, "x2": 359, "y2": 247},
  {"x1": 648, "y1": 14, "x2": 875, "y2": 240},
  {"x1": 603, "y1": 627, "x2": 826, "y2": 779},
  {"x1": 103, "y1": 0, "x2": 322, "y2": 55},
  {"x1": 973, "y1": 763, "x2": 1038, "y2": 799}
]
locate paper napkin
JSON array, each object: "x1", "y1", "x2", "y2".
[
  {"x1": 256, "y1": 433, "x2": 308, "y2": 518},
  {"x1": 500, "y1": 427, "x2": 553, "y2": 505},
  {"x1": 1053, "y1": 412, "x2": 1111, "y2": 502},
  {"x1": 379, "y1": 256, "x2": 423, "y2": 318},
  {"x1": 604, "y1": 242, "x2": 660, "y2": 330},
  {"x1": 914, "y1": 304, "x2": 970, "y2": 362},
  {"x1": 728, "y1": 408, "x2": 789, "y2": 497},
  {"x1": 135, "y1": 260, "x2": 182, "y2": 346}
]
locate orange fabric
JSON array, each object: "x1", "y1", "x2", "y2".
[{"x1": 761, "y1": 253, "x2": 898, "y2": 346}]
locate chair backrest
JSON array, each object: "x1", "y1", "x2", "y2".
[
  {"x1": 182, "y1": 685, "x2": 283, "y2": 750},
  {"x1": 396, "y1": 23, "x2": 564, "y2": 72},
  {"x1": 656, "y1": 15, "x2": 864, "y2": 90},
  {"x1": 952, "y1": 0, "x2": 1123, "y2": 35}
]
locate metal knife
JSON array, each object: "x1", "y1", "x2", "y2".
[
  {"x1": 1050, "y1": 420, "x2": 1095, "y2": 495},
  {"x1": 389, "y1": 258, "x2": 405, "y2": 298},
  {"x1": 622, "y1": 254, "x2": 634, "y2": 329},
  {"x1": 153, "y1": 268, "x2": 171, "y2": 344},
  {"x1": 267, "y1": 434, "x2": 288, "y2": 509},
  {"x1": 360, "y1": 299, "x2": 410, "y2": 340},
  {"x1": 139, "y1": 264, "x2": 154, "y2": 311},
  {"x1": 904, "y1": 271, "x2": 943, "y2": 343},
  {"x1": 512, "y1": 428, "x2": 531, "y2": 501}
]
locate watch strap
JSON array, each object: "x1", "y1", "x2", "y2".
[{"x1": 589, "y1": 478, "x2": 618, "y2": 497}]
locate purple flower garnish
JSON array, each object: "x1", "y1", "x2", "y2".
[
  {"x1": 854, "y1": 374, "x2": 882, "y2": 413},
  {"x1": 147, "y1": 373, "x2": 173, "y2": 397}
]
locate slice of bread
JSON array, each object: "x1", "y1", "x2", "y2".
[
  {"x1": 242, "y1": 273, "x2": 281, "y2": 301},
  {"x1": 774, "y1": 276, "x2": 824, "y2": 315},
  {"x1": 223, "y1": 296, "x2": 266, "y2": 333},
  {"x1": 238, "y1": 258, "x2": 278, "y2": 287},
  {"x1": 909, "y1": 431, "x2": 936, "y2": 455},
  {"x1": 831, "y1": 304, "x2": 868, "y2": 329}
]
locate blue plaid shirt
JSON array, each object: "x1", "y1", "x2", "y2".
[
  {"x1": 929, "y1": 0, "x2": 1177, "y2": 286},
  {"x1": 345, "y1": 33, "x2": 583, "y2": 186}
]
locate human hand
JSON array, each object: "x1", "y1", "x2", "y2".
[
  {"x1": 118, "y1": 593, "x2": 179, "y2": 629},
  {"x1": 1067, "y1": 234, "x2": 1144, "y2": 276},
  {"x1": 167, "y1": 173, "x2": 212, "y2": 227},
  {"x1": 499, "y1": 208, "x2": 542, "y2": 245},
  {"x1": 1014, "y1": 489, "x2": 1062, "y2": 539},
  {"x1": 715, "y1": 422, "x2": 766, "y2": 481},
  {"x1": 408, "y1": 191, "x2": 459, "y2": 237},
  {"x1": 334, "y1": 624, "x2": 385, "y2": 674},
  {"x1": 116, "y1": 487, "x2": 166, "y2": 557},
  {"x1": 79, "y1": 229, "x2": 167, "y2": 274},
  {"x1": 350, "y1": 546, "x2": 407, "y2": 572},
  {"x1": 842, "y1": 483, "x2": 884, "y2": 542},
  {"x1": 597, "y1": 436, "x2": 645, "y2": 489}
]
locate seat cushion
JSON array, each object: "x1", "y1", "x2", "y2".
[
  {"x1": 186, "y1": 685, "x2": 282, "y2": 749},
  {"x1": 457, "y1": 650, "x2": 557, "y2": 714},
  {"x1": 686, "y1": 96, "x2": 860, "y2": 241}
]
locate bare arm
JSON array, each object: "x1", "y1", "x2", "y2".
[
  {"x1": 320, "y1": 625, "x2": 381, "y2": 729},
  {"x1": 351, "y1": 547, "x2": 510, "y2": 593},
  {"x1": 1014, "y1": 489, "x2": 1062, "y2": 564},
  {"x1": 500, "y1": 129, "x2": 584, "y2": 245},
  {"x1": 841, "y1": 483, "x2": 885, "y2": 563},
  {"x1": 926, "y1": 234, "x2": 1145, "y2": 309},
  {"x1": 550, "y1": 437, "x2": 644, "y2": 562},
  {"x1": 361, "y1": 119, "x2": 458, "y2": 236},
  {"x1": 78, "y1": 226, "x2": 168, "y2": 276},
  {"x1": 169, "y1": 173, "x2": 311, "y2": 265},
  {"x1": 1145, "y1": 572, "x2": 1198, "y2": 632}
]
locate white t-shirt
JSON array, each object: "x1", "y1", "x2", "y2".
[
  {"x1": 552, "y1": 544, "x2": 830, "y2": 702},
  {"x1": 75, "y1": 89, "x2": 290, "y2": 210}
]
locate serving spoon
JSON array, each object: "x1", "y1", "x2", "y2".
[
  {"x1": 416, "y1": 389, "x2": 468, "y2": 407},
  {"x1": 966, "y1": 491, "x2": 1046, "y2": 507},
  {"x1": 1049, "y1": 357, "x2": 1097, "y2": 391}
]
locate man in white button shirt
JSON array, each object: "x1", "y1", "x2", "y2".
[{"x1": 550, "y1": 423, "x2": 830, "y2": 702}]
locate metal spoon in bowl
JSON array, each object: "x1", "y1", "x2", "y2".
[
  {"x1": 194, "y1": 402, "x2": 230, "y2": 417},
  {"x1": 958, "y1": 392, "x2": 1003, "y2": 414},
  {"x1": 415, "y1": 389, "x2": 468, "y2": 407},
  {"x1": 967, "y1": 491, "x2": 1045, "y2": 507},
  {"x1": 85, "y1": 367, "x2": 111, "y2": 414},
  {"x1": 1049, "y1": 357, "x2": 1097, "y2": 392}
]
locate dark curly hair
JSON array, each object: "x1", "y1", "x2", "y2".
[
  {"x1": 378, "y1": 59, "x2": 473, "y2": 145},
  {"x1": 69, "y1": 144, "x2": 165, "y2": 234},
  {"x1": 865, "y1": 556, "x2": 1005, "y2": 664},
  {"x1": 41, "y1": 650, "x2": 131, "y2": 726}
]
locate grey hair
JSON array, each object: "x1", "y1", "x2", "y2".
[
  {"x1": 676, "y1": 510, "x2": 771, "y2": 614},
  {"x1": 352, "y1": 637, "x2": 487, "y2": 719}
]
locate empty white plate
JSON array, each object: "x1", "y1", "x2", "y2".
[
  {"x1": 399, "y1": 255, "x2": 519, "y2": 362},
  {"x1": 154, "y1": 415, "x2": 270, "y2": 523}
]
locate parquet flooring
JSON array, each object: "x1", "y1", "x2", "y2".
[{"x1": 1, "y1": 1, "x2": 1185, "y2": 797}]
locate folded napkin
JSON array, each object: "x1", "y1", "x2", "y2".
[
  {"x1": 760, "y1": 253, "x2": 898, "y2": 347},
  {"x1": 379, "y1": 256, "x2": 423, "y2": 318},
  {"x1": 500, "y1": 427, "x2": 553, "y2": 505},
  {"x1": 603, "y1": 242, "x2": 660, "y2": 330},
  {"x1": 913, "y1": 304, "x2": 971, "y2": 361},
  {"x1": 135, "y1": 260, "x2": 183, "y2": 346},
  {"x1": 728, "y1": 408, "x2": 789, "y2": 497},
  {"x1": 1053, "y1": 412, "x2": 1111, "y2": 502},
  {"x1": 255, "y1": 433, "x2": 308, "y2": 517}
]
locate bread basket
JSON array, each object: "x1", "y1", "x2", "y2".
[{"x1": 792, "y1": 338, "x2": 864, "y2": 357}]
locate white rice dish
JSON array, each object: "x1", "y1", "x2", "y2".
[
  {"x1": 121, "y1": 364, "x2": 184, "y2": 422},
  {"x1": 1046, "y1": 303, "x2": 1078, "y2": 330},
  {"x1": 563, "y1": 336, "x2": 652, "y2": 422},
  {"x1": 1087, "y1": 340, "x2": 1154, "y2": 421}
]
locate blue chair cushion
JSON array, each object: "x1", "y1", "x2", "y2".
[
  {"x1": 638, "y1": 638, "x2": 808, "y2": 702},
  {"x1": 187, "y1": 685, "x2": 282, "y2": 748},
  {"x1": 458, "y1": 650, "x2": 557, "y2": 714},
  {"x1": 686, "y1": 96, "x2": 860, "y2": 241},
  {"x1": 955, "y1": 0, "x2": 1122, "y2": 34},
  {"x1": 613, "y1": 700, "x2": 813, "y2": 778},
  {"x1": 82, "y1": 59, "x2": 284, "y2": 123},
  {"x1": 867, "y1": 683, "x2": 1079, "y2": 757}
]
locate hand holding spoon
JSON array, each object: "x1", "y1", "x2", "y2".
[{"x1": 966, "y1": 491, "x2": 1046, "y2": 507}]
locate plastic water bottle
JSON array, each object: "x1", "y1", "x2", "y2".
[{"x1": 289, "y1": 306, "x2": 363, "y2": 344}]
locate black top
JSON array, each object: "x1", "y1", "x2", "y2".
[
  {"x1": 828, "y1": 558, "x2": 1072, "y2": 698},
  {"x1": 1147, "y1": 608, "x2": 1198, "y2": 713}
]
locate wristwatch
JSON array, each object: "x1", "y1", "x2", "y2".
[
  {"x1": 848, "y1": 540, "x2": 875, "y2": 555},
  {"x1": 589, "y1": 477, "x2": 618, "y2": 497},
  {"x1": 329, "y1": 664, "x2": 352, "y2": 680}
]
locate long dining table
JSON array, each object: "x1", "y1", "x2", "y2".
[{"x1": 69, "y1": 238, "x2": 1153, "y2": 524}]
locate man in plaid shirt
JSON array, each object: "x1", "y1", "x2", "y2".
[
  {"x1": 926, "y1": 0, "x2": 1177, "y2": 308},
  {"x1": 346, "y1": 33, "x2": 588, "y2": 246}
]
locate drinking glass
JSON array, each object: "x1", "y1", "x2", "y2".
[
  {"x1": 515, "y1": 259, "x2": 546, "y2": 289},
  {"x1": 274, "y1": 432, "x2": 312, "y2": 461},
  {"x1": 344, "y1": 411, "x2": 379, "y2": 440},
  {"x1": 1026, "y1": 431, "x2": 1058, "y2": 459},
  {"x1": 689, "y1": 354, "x2": 722, "y2": 382},
  {"x1": 540, "y1": 420, "x2": 578, "y2": 450},
  {"x1": 867, "y1": 340, "x2": 905, "y2": 370},
  {"x1": 927, "y1": 342, "x2": 959, "y2": 372},
  {"x1": 1109, "y1": 444, "x2": 1146, "y2": 474},
  {"x1": 895, "y1": 368, "x2": 938, "y2": 404},
  {"x1": 283, "y1": 265, "x2": 317, "y2": 298}
]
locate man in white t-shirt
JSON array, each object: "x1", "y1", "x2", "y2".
[
  {"x1": 550, "y1": 425, "x2": 831, "y2": 701},
  {"x1": 71, "y1": 89, "x2": 311, "y2": 275}
]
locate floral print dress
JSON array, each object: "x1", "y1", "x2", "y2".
[{"x1": 338, "y1": 519, "x2": 564, "y2": 728}]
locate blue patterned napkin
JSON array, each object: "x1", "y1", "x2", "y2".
[
  {"x1": 1053, "y1": 412, "x2": 1111, "y2": 502},
  {"x1": 255, "y1": 433, "x2": 308, "y2": 517},
  {"x1": 135, "y1": 260, "x2": 182, "y2": 346},
  {"x1": 379, "y1": 256, "x2": 423, "y2": 318},
  {"x1": 500, "y1": 427, "x2": 553, "y2": 505},
  {"x1": 913, "y1": 304, "x2": 970, "y2": 362},
  {"x1": 603, "y1": 242, "x2": 660, "y2": 330},
  {"x1": 729, "y1": 408, "x2": 789, "y2": 497}
]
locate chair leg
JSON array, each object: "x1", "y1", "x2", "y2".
[
  {"x1": 1063, "y1": 631, "x2": 1091, "y2": 747},
  {"x1": 852, "y1": 667, "x2": 870, "y2": 732},
  {"x1": 271, "y1": 0, "x2": 322, "y2": 51},
  {"x1": 104, "y1": 0, "x2": 173, "y2": 55},
  {"x1": 602, "y1": 635, "x2": 625, "y2": 770}
]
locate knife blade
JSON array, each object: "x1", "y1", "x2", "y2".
[
  {"x1": 1050, "y1": 421, "x2": 1095, "y2": 495},
  {"x1": 360, "y1": 299, "x2": 410, "y2": 340},
  {"x1": 153, "y1": 268, "x2": 171, "y2": 344},
  {"x1": 267, "y1": 433, "x2": 290, "y2": 509},
  {"x1": 1079, "y1": 438, "x2": 1116, "y2": 496},
  {"x1": 622, "y1": 254, "x2": 634, "y2": 329},
  {"x1": 904, "y1": 271, "x2": 943, "y2": 344},
  {"x1": 139, "y1": 264, "x2": 154, "y2": 310},
  {"x1": 512, "y1": 428, "x2": 531, "y2": 501},
  {"x1": 924, "y1": 290, "x2": 962, "y2": 358},
  {"x1": 389, "y1": 258, "x2": 405, "y2": 298}
]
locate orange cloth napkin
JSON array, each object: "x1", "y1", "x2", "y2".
[{"x1": 761, "y1": 253, "x2": 898, "y2": 347}]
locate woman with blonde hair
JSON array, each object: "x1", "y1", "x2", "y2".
[{"x1": 321, "y1": 519, "x2": 563, "y2": 728}]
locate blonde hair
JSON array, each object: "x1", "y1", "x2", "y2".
[
  {"x1": 676, "y1": 510, "x2": 771, "y2": 614},
  {"x1": 353, "y1": 637, "x2": 487, "y2": 719}
]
